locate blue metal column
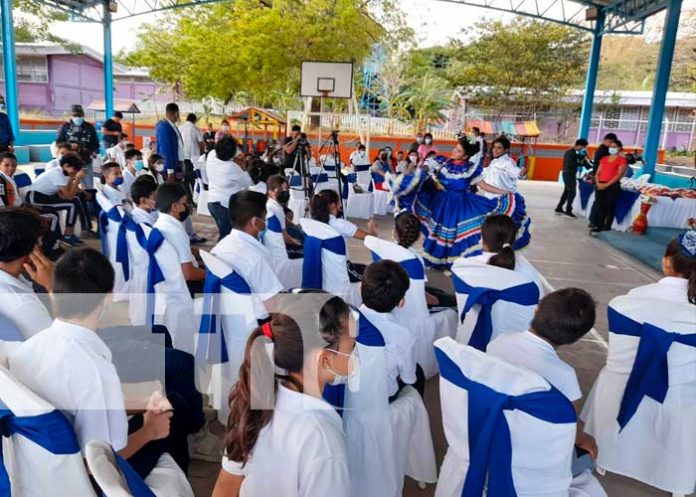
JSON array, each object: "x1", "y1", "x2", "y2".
[
  {"x1": 643, "y1": 0, "x2": 682, "y2": 179},
  {"x1": 103, "y1": 1, "x2": 114, "y2": 119},
  {"x1": 578, "y1": 10, "x2": 604, "y2": 141},
  {"x1": 1, "y1": 0, "x2": 20, "y2": 136}
]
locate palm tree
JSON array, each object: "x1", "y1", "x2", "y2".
[{"x1": 403, "y1": 72, "x2": 454, "y2": 133}]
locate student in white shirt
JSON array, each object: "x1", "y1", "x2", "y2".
[
  {"x1": 27, "y1": 152, "x2": 88, "y2": 246},
  {"x1": 100, "y1": 162, "x2": 126, "y2": 206},
  {"x1": 349, "y1": 143, "x2": 370, "y2": 168},
  {"x1": 154, "y1": 183, "x2": 206, "y2": 293},
  {"x1": 211, "y1": 190, "x2": 284, "y2": 315},
  {"x1": 0, "y1": 208, "x2": 54, "y2": 338},
  {"x1": 145, "y1": 153, "x2": 166, "y2": 185},
  {"x1": 0, "y1": 152, "x2": 23, "y2": 208},
  {"x1": 122, "y1": 148, "x2": 145, "y2": 198},
  {"x1": 466, "y1": 214, "x2": 546, "y2": 297},
  {"x1": 310, "y1": 189, "x2": 377, "y2": 281},
  {"x1": 477, "y1": 136, "x2": 525, "y2": 198},
  {"x1": 211, "y1": 307, "x2": 353, "y2": 497},
  {"x1": 207, "y1": 136, "x2": 254, "y2": 239},
  {"x1": 9, "y1": 248, "x2": 172, "y2": 477},
  {"x1": 179, "y1": 113, "x2": 204, "y2": 164},
  {"x1": 130, "y1": 177, "x2": 159, "y2": 226},
  {"x1": 45, "y1": 142, "x2": 72, "y2": 171},
  {"x1": 488, "y1": 287, "x2": 598, "y2": 460},
  {"x1": 360, "y1": 260, "x2": 421, "y2": 400},
  {"x1": 266, "y1": 174, "x2": 302, "y2": 254},
  {"x1": 106, "y1": 133, "x2": 128, "y2": 167}
]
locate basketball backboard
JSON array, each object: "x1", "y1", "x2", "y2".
[{"x1": 300, "y1": 61, "x2": 354, "y2": 99}]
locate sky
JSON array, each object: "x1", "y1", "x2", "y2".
[{"x1": 47, "y1": 0, "x2": 696, "y2": 55}]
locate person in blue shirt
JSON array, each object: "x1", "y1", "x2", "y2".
[
  {"x1": 0, "y1": 95, "x2": 15, "y2": 153},
  {"x1": 155, "y1": 102, "x2": 183, "y2": 179}
]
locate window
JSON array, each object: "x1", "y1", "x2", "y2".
[
  {"x1": 674, "y1": 108, "x2": 696, "y2": 133},
  {"x1": 3, "y1": 56, "x2": 50, "y2": 83},
  {"x1": 619, "y1": 106, "x2": 640, "y2": 131},
  {"x1": 604, "y1": 107, "x2": 621, "y2": 129}
]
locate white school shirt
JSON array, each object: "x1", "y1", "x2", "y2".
[
  {"x1": 488, "y1": 330, "x2": 582, "y2": 402},
  {"x1": 222, "y1": 385, "x2": 350, "y2": 497},
  {"x1": 349, "y1": 150, "x2": 370, "y2": 167},
  {"x1": 467, "y1": 251, "x2": 545, "y2": 297},
  {"x1": 627, "y1": 276, "x2": 689, "y2": 304},
  {"x1": 179, "y1": 121, "x2": 204, "y2": 163},
  {"x1": 9, "y1": 319, "x2": 129, "y2": 452},
  {"x1": 480, "y1": 154, "x2": 520, "y2": 196},
  {"x1": 329, "y1": 214, "x2": 358, "y2": 239},
  {"x1": 120, "y1": 168, "x2": 137, "y2": 198},
  {"x1": 102, "y1": 183, "x2": 126, "y2": 206},
  {"x1": 206, "y1": 152, "x2": 254, "y2": 206},
  {"x1": 0, "y1": 269, "x2": 53, "y2": 339},
  {"x1": 0, "y1": 172, "x2": 21, "y2": 206},
  {"x1": 45, "y1": 157, "x2": 60, "y2": 171},
  {"x1": 106, "y1": 145, "x2": 126, "y2": 167},
  {"x1": 406, "y1": 246, "x2": 428, "y2": 282},
  {"x1": 211, "y1": 229, "x2": 283, "y2": 317},
  {"x1": 28, "y1": 166, "x2": 69, "y2": 195},
  {"x1": 154, "y1": 213, "x2": 198, "y2": 267},
  {"x1": 359, "y1": 305, "x2": 418, "y2": 397},
  {"x1": 131, "y1": 206, "x2": 158, "y2": 226},
  {"x1": 267, "y1": 197, "x2": 287, "y2": 230}
]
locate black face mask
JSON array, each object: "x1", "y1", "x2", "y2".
[
  {"x1": 63, "y1": 169, "x2": 71, "y2": 177},
  {"x1": 179, "y1": 205, "x2": 190, "y2": 222},
  {"x1": 276, "y1": 190, "x2": 290, "y2": 205}
]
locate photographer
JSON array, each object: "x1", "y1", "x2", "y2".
[
  {"x1": 283, "y1": 125, "x2": 311, "y2": 173},
  {"x1": 555, "y1": 138, "x2": 589, "y2": 218}
]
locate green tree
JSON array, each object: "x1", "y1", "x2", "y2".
[
  {"x1": 126, "y1": 0, "x2": 408, "y2": 102},
  {"x1": 402, "y1": 72, "x2": 453, "y2": 132},
  {"x1": 446, "y1": 19, "x2": 588, "y2": 118}
]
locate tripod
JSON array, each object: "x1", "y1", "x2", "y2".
[
  {"x1": 315, "y1": 131, "x2": 344, "y2": 209},
  {"x1": 291, "y1": 139, "x2": 313, "y2": 201}
]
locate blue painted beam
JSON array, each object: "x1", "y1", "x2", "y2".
[
  {"x1": 1, "y1": 0, "x2": 19, "y2": 137},
  {"x1": 103, "y1": 2, "x2": 114, "y2": 119},
  {"x1": 579, "y1": 10, "x2": 604, "y2": 141},
  {"x1": 643, "y1": 0, "x2": 682, "y2": 179}
]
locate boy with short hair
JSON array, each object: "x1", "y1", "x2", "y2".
[
  {"x1": 360, "y1": 259, "x2": 421, "y2": 401},
  {"x1": 45, "y1": 142, "x2": 72, "y2": 171},
  {"x1": 101, "y1": 161, "x2": 126, "y2": 206},
  {"x1": 266, "y1": 174, "x2": 302, "y2": 256},
  {"x1": 122, "y1": 148, "x2": 144, "y2": 197},
  {"x1": 488, "y1": 287, "x2": 598, "y2": 458},
  {"x1": 130, "y1": 177, "x2": 158, "y2": 226}
]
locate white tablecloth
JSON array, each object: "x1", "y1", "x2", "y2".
[{"x1": 573, "y1": 188, "x2": 696, "y2": 232}]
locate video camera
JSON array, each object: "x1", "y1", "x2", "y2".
[
  {"x1": 297, "y1": 132, "x2": 309, "y2": 147},
  {"x1": 624, "y1": 151, "x2": 643, "y2": 166}
]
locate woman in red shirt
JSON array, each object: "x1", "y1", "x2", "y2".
[{"x1": 592, "y1": 139, "x2": 628, "y2": 232}]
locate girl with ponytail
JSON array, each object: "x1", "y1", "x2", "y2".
[
  {"x1": 627, "y1": 231, "x2": 696, "y2": 305},
  {"x1": 468, "y1": 214, "x2": 546, "y2": 296},
  {"x1": 211, "y1": 299, "x2": 355, "y2": 497}
]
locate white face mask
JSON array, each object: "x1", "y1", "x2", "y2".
[
  {"x1": 221, "y1": 125, "x2": 230, "y2": 132},
  {"x1": 409, "y1": 154, "x2": 418, "y2": 163},
  {"x1": 609, "y1": 147, "x2": 619, "y2": 155},
  {"x1": 325, "y1": 349, "x2": 360, "y2": 387},
  {"x1": 154, "y1": 162, "x2": 165, "y2": 172},
  {"x1": 424, "y1": 138, "x2": 432, "y2": 145}
]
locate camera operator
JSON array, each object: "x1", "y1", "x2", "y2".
[{"x1": 283, "y1": 125, "x2": 311, "y2": 173}]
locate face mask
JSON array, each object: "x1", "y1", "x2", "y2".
[
  {"x1": 358, "y1": 150, "x2": 365, "y2": 156},
  {"x1": 179, "y1": 205, "x2": 190, "y2": 222},
  {"x1": 62, "y1": 169, "x2": 71, "y2": 177},
  {"x1": 576, "y1": 149, "x2": 586, "y2": 157},
  {"x1": 326, "y1": 349, "x2": 360, "y2": 387},
  {"x1": 416, "y1": 137, "x2": 422, "y2": 144},
  {"x1": 221, "y1": 125, "x2": 230, "y2": 132},
  {"x1": 134, "y1": 160, "x2": 145, "y2": 171},
  {"x1": 154, "y1": 162, "x2": 165, "y2": 172},
  {"x1": 409, "y1": 155, "x2": 418, "y2": 163},
  {"x1": 424, "y1": 138, "x2": 432, "y2": 145},
  {"x1": 113, "y1": 177, "x2": 124, "y2": 187},
  {"x1": 72, "y1": 117, "x2": 84, "y2": 126},
  {"x1": 276, "y1": 190, "x2": 290, "y2": 204},
  {"x1": 609, "y1": 147, "x2": 619, "y2": 155}
]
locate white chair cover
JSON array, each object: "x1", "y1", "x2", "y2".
[
  {"x1": 433, "y1": 337, "x2": 576, "y2": 497},
  {"x1": 345, "y1": 169, "x2": 374, "y2": 220},
  {"x1": 581, "y1": 296, "x2": 696, "y2": 494},
  {"x1": 126, "y1": 223, "x2": 196, "y2": 354},
  {"x1": 0, "y1": 365, "x2": 97, "y2": 497},
  {"x1": 85, "y1": 440, "x2": 194, "y2": 497},
  {"x1": 96, "y1": 192, "x2": 130, "y2": 302},
  {"x1": 343, "y1": 312, "x2": 436, "y2": 497},
  {"x1": 373, "y1": 173, "x2": 392, "y2": 216},
  {"x1": 298, "y1": 218, "x2": 361, "y2": 307},
  {"x1": 450, "y1": 259, "x2": 539, "y2": 350},
  {"x1": 193, "y1": 156, "x2": 211, "y2": 216},
  {"x1": 364, "y1": 236, "x2": 457, "y2": 378},
  {"x1": 262, "y1": 213, "x2": 302, "y2": 290},
  {"x1": 197, "y1": 250, "x2": 263, "y2": 425},
  {"x1": 287, "y1": 172, "x2": 307, "y2": 222}
]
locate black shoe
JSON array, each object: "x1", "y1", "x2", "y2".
[
  {"x1": 563, "y1": 211, "x2": 577, "y2": 218},
  {"x1": 590, "y1": 226, "x2": 602, "y2": 233},
  {"x1": 190, "y1": 234, "x2": 208, "y2": 245},
  {"x1": 554, "y1": 207, "x2": 564, "y2": 215}
]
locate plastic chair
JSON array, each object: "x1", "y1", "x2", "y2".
[
  {"x1": 287, "y1": 172, "x2": 307, "y2": 223},
  {"x1": 96, "y1": 192, "x2": 131, "y2": 302},
  {"x1": 262, "y1": 213, "x2": 302, "y2": 290},
  {"x1": 581, "y1": 296, "x2": 696, "y2": 496},
  {"x1": 344, "y1": 167, "x2": 374, "y2": 220},
  {"x1": 365, "y1": 235, "x2": 457, "y2": 378},
  {"x1": 372, "y1": 172, "x2": 392, "y2": 216},
  {"x1": 450, "y1": 258, "x2": 540, "y2": 351}
]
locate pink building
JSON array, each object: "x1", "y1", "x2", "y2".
[{"x1": 0, "y1": 43, "x2": 169, "y2": 117}]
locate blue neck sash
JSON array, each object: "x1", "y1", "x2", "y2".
[
  {"x1": 451, "y1": 273, "x2": 539, "y2": 351},
  {"x1": 197, "y1": 269, "x2": 252, "y2": 364},
  {"x1": 608, "y1": 306, "x2": 696, "y2": 430},
  {"x1": 99, "y1": 207, "x2": 130, "y2": 281},
  {"x1": 435, "y1": 348, "x2": 576, "y2": 497},
  {"x1": 301, "y1": 234, "x2": 346, "y2": 290},
  {"x1": 0, "y1": 407, "x2": 80, "y2": 495},
  {"x1": 370, "y1": 251, "x2": 425, "y2": 280},
  {"x1": 357, "y1": 312, "x2": 386, "y2": 347},
  {"x1": 113, "y1": 450, "x2": 157, "y2": 496},
  {"x1": 267, "y1": 215, "x2": 282, "y2": 234}
]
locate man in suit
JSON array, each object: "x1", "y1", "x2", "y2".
[{"x1": 155, "y1": 102, "x2": 184, "y2": 181}]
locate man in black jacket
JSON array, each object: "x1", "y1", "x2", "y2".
[
  {"x1": 555, "y1": 138, "x2": 589, "y2": 218},
  {"x1": 56, "y1": 104, "x2": 100, "y2": 163}
]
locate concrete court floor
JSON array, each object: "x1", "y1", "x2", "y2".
[{"x1": 188, "y1": 181, "x2": 686, "y2": 497}]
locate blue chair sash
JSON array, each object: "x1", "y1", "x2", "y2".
[
  {"x1": 126, "y1": 224, "x2": 166, "y2": 324},
  {"x1": 99, "y1": 206, "x2": 131, "y2": 280},
  {"x1": 358, "y1": 312, "x2": 386, "y2": 347},
  {"x1": 301, "y1": 234, "x2": 346, "y2": 289},
  {"x1": 435, "y1": 348, "x2": 576, "y2": 497},
  {"x1": 113, "y1": 451, "x2": 157, "y2": 497},
  {"x1": 289, "y1": 175, "x2": 303, "y2": 188},
  {"x1": 12, "y1": 173, "x2": 31, "y2": 189},
  {"x1": 370, "y1": 251, "x2": 425, "y2": 280},
  {"x1": 312, "y1": 173, "x2": 328, "y2": 183},
  {"x1": 267, "y1": 215, "x2": 282, "y2": 234},
  {"x1": 197, "y1": 269, "x2": 252, "y2": 364},
  {"x1": 0, "y1": 406, "x2": 80, "y2": 495},
  {"x1": 451, "y1": 273, "x2": 540, "y2": 351},
  {"x1": 355, "y1": 164, "x2": 370, "y2": 172},
  {"x1": 614, "y1": 190, "x2": 640, "y2": 224},
  {"x1": 608, "y1": 306, "x2": 696, "y2": 430},
  {"x1": 578, "y1": 181, "x2": 594, "y2": 210}
]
